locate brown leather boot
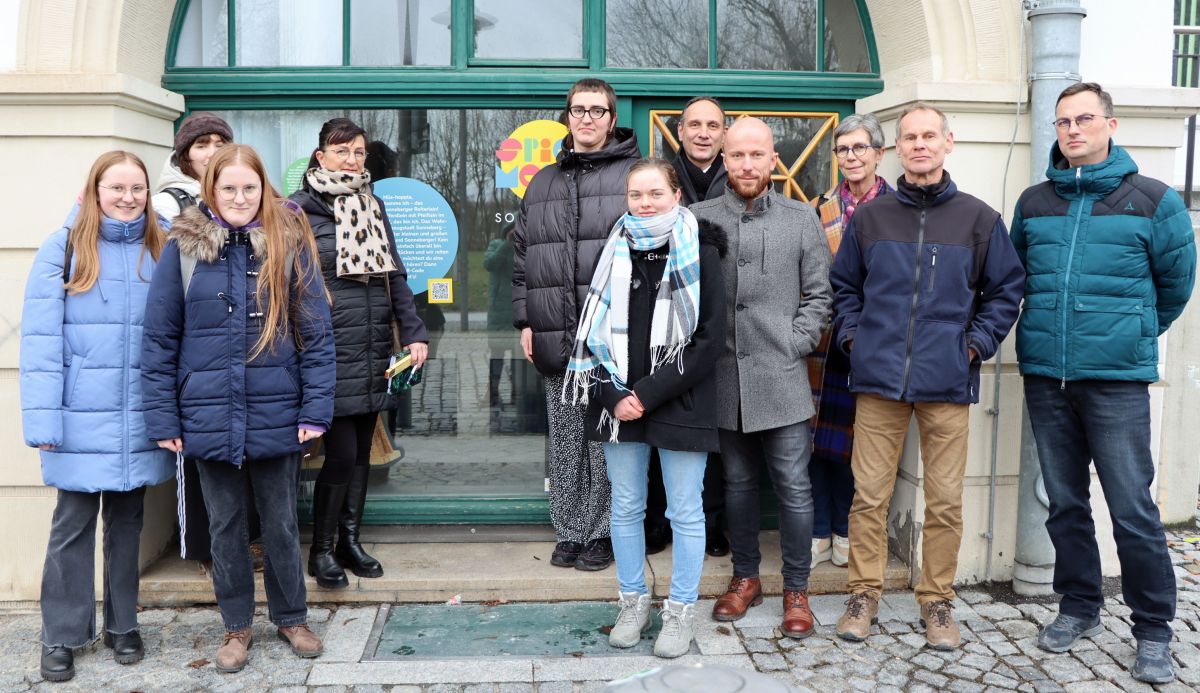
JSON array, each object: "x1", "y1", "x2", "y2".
[
  {"x1": 920, "y1": 600, "x2": 962, "y2": 650},
  {"x1": 782, "y1": 590, "x2": 815, "y2": 639},
  {"x1": 277, "y1": 624, "x2": 324, "y2": 658},
  {"x1": 835, "y1": 592, "x2": 879, "y2": 641},
  {"x1": 215, "y1": 628, "x2": 253, "y2": 673},
  {"x1": 711, "y1": 577, "x2": 763, "y2": 622}
]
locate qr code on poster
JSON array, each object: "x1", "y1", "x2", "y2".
[{"x1": 428, "y1": 278, "x2": 453, "y2": 304}]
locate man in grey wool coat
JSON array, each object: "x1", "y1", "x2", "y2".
[{"x1": 690, "y1": 117, "x2": 833, "y2": 639}]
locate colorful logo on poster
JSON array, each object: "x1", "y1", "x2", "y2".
[{"x1": 495, "y1": 119, "x2": 568, "y2": 199}]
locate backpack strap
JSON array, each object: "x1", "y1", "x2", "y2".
[
  {"x1": 180, "y1": 252, "x2": 198, "y2": 298},
  {"x1": 162, "y1": 187, "x2": 196, "y2": 212},
  {"x1": 179, "y1": 249, "x2": 293, "y2": 300}
]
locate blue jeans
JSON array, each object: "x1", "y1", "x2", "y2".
[
  {"x1": 810, "y1": 453, "x2": 854, "y2": 538},
  {"x1": 720, "y1": 421, "x2": 814, "y2": 591},
  {"x1": 1024, "y1": 376, "x2": 1176, "y2": 643},
  {"x1": 195, "y1": 454, "x2": 308, "y2": 631},
  {"x1": 604, "y1": 442, "x2": 707, "y2": 604}
]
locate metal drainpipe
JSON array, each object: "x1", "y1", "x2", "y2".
[{"x1": 1012, "y1": 0, "x2": 1087, "y2": 595}]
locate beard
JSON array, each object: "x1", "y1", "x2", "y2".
[{"x1": 731, "y1": 174, "x2": 770, "y2": 200}]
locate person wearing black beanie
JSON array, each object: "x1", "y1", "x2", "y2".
[{"x1": 152, "y1": 112, "x2": 234, "y2": 221}]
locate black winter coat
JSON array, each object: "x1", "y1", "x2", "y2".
[
  {"x1": 290, "y1": 188, "x2": 429, "y2": 418},
  {"x1": 512, "y1": 128, "x2": 641, "y2": 375},
  {"x1": 584, "y1": 219, "x2": 728, "y2": 452},
  {"x1": 672, "y1": 153, "x2": 728, "y2": 206},
  {"x1": 141, "y1": 204, "x2": 335, "y2": 464}
]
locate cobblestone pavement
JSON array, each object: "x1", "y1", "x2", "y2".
[{"x1": 4, "y1": 527, "x2": 1200, "y2": 692}]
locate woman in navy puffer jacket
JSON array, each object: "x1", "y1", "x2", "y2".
[
  {"x1": 20, "y1": 151, "x2": 173, "y2": 682},
  {"x1": 140, "y1": 144, "x2": 335, "y2": 673}
]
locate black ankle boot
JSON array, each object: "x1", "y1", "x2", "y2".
[
  {"x1": 40, "y1": 645, "x2": 74, "y2": 682},
  {"x1": 308, "y1": 481, "x2": 349, "y2": 588},
  {"x1": 705, "y1": 511, "x2": 729, "y2": 557},
  {"x1": 336, "y1": 466, "x2": 383, "y2": 577}
]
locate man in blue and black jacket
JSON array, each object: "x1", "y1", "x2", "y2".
[
  {"x1": 830, "y1": 103, "x2": 1024, "y2": 650},
  {"x1": 1012, "y1": 82, "x2": 1196, "y2": 685}
]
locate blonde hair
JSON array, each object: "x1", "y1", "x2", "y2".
[
  {"x1": 65, "y1": 151, "x2": 165, "y2": 294},
  {"x1": 201, "y1": 145, "x2": 322, "y2": 359}
]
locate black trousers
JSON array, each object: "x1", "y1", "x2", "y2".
[{"x1": 317, "y1": 412, "x2": 376, "y2": 485}]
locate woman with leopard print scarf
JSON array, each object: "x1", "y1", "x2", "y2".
[{"x1": 290, "y1": 118, "x2": 429, "y2": 589}]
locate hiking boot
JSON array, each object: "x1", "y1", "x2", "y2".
[
  {"x1": 811, "y1": 536, "x2": 832, "y2": 569},
  {"x1": 609, "y1": 591, "x2": 652, "y2": 648},
  {"x1": 836, "y1": 592, "x2": 879, "y2": 641},
  {"x1": 654, "y1": 599, "x2": 695, "y2": 658},
  {"x1": 782, "y1": 590, "x2": 815, "y2": 639},
  {"x1": 103, "y1": 630, "x2": 145, "y2": 664},
  {"x1": 277, "y1": 624, "x2": 323, "y2": 658},
  {"x1": 574, "y1": 538, "x2": 613, "y2": 571},
  {"x1": 215, "y1": 628, "x2": 253, "y2": 673},
  {"x1": 39, "y1": 645, "x2": 74, "y2": 682},
  {"x1": 1132, "y1": 639, "x2": 1175, "y2": 684},
  {"x1": 920, "y1": 600, "x2": 961, "y2": 650},
  {"x1": 712, "y1": 577, "x2": 763, "y2": 621},
  {"x1": 1037, "y1": 613, "x2": 1103, "y2": 653},
  {"x1": 831, "y1": 534, "x2": 850, "y2": 567},
  {"x1": 550, "y1": 541, "x2": 583, "y2": 567}
]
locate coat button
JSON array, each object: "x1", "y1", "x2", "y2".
[
  {"x1": 741, "y1": 215, "x2": 752, "y2": 223},
  {"x1": 737, "y1": 351, "x2": 746, "y2": 359},
  {"x1": 738, "y1": 258, "x2": 747, "y2": 266},
  {"x1": 736, "y1": 304, "x2": 746, "y2": 311}
]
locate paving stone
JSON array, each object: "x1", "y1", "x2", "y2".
[
  {"x1": 1041, "y1": 656, "x2": 1093, "y2": 683},
  {"x1": 943, "y1": 663, "x2": 983, "y2": 680},
  {"x1": 911, "y1": 651, "x2": 945, "y2": 671},
  {"x1": 947, "y1": 682, "x2": 985, "y2": 693},
  {"x1": 495, "y1": 685, "x2": 535, "y2": 693},
  {"x1": 1073, "y1": 647, "x2": 1115, "y2": 669},
  {"x1": 744, "y1": 637, "x2": 776, "y2": 654},
  {"x1": 997, "y1": 620, "x2": 1039, "y2": 640},
  {"x1": 988, "y1": 640, "x2": 1020, "y2": 656},
  {"x1": 912, "y1": 668, "x2": 949, "y2": 688},
  {"x1": 534, "y1": 683, "x2": 574, "y2": 693},
  {"x1": 959, "y1": 592, "x2": 994, "y2": 605},
  {"x1": 753, "y1": 653, "x2": 788, "y2": 671},
  {"x1": 1062, "y1": 682, "x2": 1120, "y2": 693},
  {"x1": 1016, "y1": 604, "x2": 1053, "y2": 624},
  {"x1": 960, "y1": 652, "x2": 998, "y2": 672},
  {"x1": 981, "y1": 672, "x2": 1021, "y2": 689},
  {"x1": 972, "y1": 603, "x2": 1023, "y2": 621}
]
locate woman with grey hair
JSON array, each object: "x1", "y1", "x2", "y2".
[{"x1": 807, "y1": 112, "x2": 892, "y2": 570}]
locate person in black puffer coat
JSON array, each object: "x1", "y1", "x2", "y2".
[
  {"x1": 290, "y1": 118, "x2": 429, "y2": 589},
  {"x1": 512, "y1": 78, "x2": 641, "y2": 571}
]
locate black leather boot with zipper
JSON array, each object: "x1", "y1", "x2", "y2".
[
  {"x1": 307, "y1": 481, "x2": 349, "y2": 588},
  {"x1": 335, "y1": 466, "x2": 383, "y2": 577}
]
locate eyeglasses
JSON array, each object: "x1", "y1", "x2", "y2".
[
  {"x1": 1053, "y1": 113, "x2": 1109, "y2": 130},
  {"x1": 567, "y1": 105, "x2": 612, "y2": 120},
  {"x1": 98, "y1": 183, "x2": 148, "y2": 197},
  {"x1": 833, "y1": 143, "x2": 876, "y2": 159},
  {"x1": 324, "y1": 147, "x2": 368, "y2": 161},
  {"x1": 216, "y1": 184, "x2": 262, "y2": 201}
]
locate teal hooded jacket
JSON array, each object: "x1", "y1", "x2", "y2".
[{"x1": 1011, "y1": 142, "x2": 1196, "y2": 383}]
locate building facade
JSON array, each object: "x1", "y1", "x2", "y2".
[{"x1": 0, "y1": 0, "x2": 1196, "y2": 603}]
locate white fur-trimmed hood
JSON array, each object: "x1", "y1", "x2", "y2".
[{"x1": 168, "y1": 204, "x2": 302, "y2": 263}]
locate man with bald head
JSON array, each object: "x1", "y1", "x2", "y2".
[
  {"x1": 829, "y1": 103, "x2": 1023, "y2": 650},
  {"x1": 691, "y1": 117, "x2": 833, "y2": 639}
]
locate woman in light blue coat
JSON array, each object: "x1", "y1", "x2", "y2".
[{"x1": 20, "y1": 150, "x2": 173, "y2": 683}]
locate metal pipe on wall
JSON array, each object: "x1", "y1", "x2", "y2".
[{"x1": 1012, "y1": 0, "x2": 1087, "y2": 596}]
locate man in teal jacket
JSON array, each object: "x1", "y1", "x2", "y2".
[{"x1": 1011, "y1": 82, "x2": 1196, "y2": 685}]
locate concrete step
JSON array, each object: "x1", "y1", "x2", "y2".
[{"x1": 138, "y1": 531, "x2": 910, "y2": 606}]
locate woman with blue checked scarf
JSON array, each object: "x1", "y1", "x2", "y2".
[{"x1": 565, "y1": 158, "x2": 727, "y2": 658}]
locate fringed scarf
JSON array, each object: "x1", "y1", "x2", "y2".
[
  {"x1": 564, "y1": 205, "x2": 702, "y2": 441},
  {"x1": 304, "y1": 167, "x2": 397, "y2": 281}
]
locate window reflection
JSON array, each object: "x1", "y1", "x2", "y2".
[
  {"x1": 235, "y1": 0, "x2": 342, "y2": 67},
  {"x1": 716, "y1": 0, "x2": 817, "y2": 72},
  {"x1": 213, "y1": 108, "x2": 558, "y2": 498},
  {"x1": 350, "y1": 0, "x2": 451, "y2": 66},
  {"x1": 175, "y1": 0, "x2": 228, "y2": 67},
  {"x1": 473, "y1": 0, "x2": 583, "y2": 61},
  {"x1": 825, "y1": 1, "x2": 871, "y2": 73},
  {"x1": 607, "y1": 0, "x2": 708, "y2": 69}
]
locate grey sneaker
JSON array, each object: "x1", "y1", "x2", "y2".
[
  {"x1": 654, "y1": 599, "x2": 695, "y2": 659},
  {"x1": 1036, "y1": 613, "x2": 1102, "y2": 653},
  {"x1": 1132, "y1": 639, "x2": 1175, "y2": 684},
  {"x1": 609, "y1": 591, "x2": 652, "y2": 648}
]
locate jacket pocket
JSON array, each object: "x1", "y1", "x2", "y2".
[
  {"x1": 1071, "y1": 294, "x2": 1142, "y2": 371},
  {"x1": 281, "y1": 366, "x2": 300, "y2": 394},
  {"x1": 62, "y1": 356, "x2": 84, "y2": 409},
  {"x1": 1015, "y1": 292, "x2": 1057, "y2": 366},
  {"x1": 178, "y1": 371, "x2": 193, "y2": 400},
  {"x1": 681, "y1": 389, "x2": 695, "y2": 411}
]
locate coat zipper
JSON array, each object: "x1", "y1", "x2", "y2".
[
  {"x1": 928, "y1": 245, "x2": 939, "y2": 293},
  {"x1": 1060, "y1": 167, "x2": 1085, "y2": 391},
  {"x1": 900, "y1": 208, "x2": 927, "y2": 397},
  {"x1": 121, "y1": 235, "x2": 131, "y2": 490}
]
